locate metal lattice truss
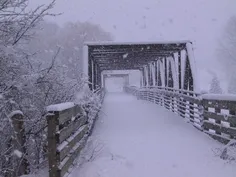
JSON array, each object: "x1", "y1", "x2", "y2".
[{"x1": 84, "y1": 41, "x2": 198, "y2": 92}]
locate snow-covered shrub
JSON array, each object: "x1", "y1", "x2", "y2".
[
  {"x1": 220, "y1": 140, "x2": 236, "y2": 161},
  {"x1": 75, "y1": 87, "x2": 105, "y2": 132},
  {"x1": 0, "y1": 1, "x2": 111, "y2": 175}
]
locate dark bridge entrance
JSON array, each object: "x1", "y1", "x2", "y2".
[{"x1": 83, "y1": 41, "x2": 198, "y2": 92}]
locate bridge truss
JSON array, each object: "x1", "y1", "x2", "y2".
[{"x1": 83, "y1": 41, "x2": 198, "y2": 92}]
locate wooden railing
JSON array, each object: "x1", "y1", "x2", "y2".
[
  {"x1": 46, "y1": 89, "x2": 105, "y2": 177},
  {"x1": 124, "y1": 86, "x2": 236, "y2": 144},
  {"x1": 202, "y1": 94, "x2": 236, "y2": 144}
]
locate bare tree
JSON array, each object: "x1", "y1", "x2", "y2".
[
  {"x1": 0, "y1": 0, "x2": 58, "y2": 46},
  {"x1": 0, "y1": 0, "x2": 59, "y2": 175},
  {"x1": 217, "y1": 16, "x2": 236, "y2": 94},
  {"x1": 0, "y1": 16, "x2": 112, "y2": 175}
]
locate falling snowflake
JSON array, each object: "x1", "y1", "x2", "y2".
[
  {"x1": 123, "y1": 53, "x2": 128, "y2": 58},
  {"x1": 13, "y1": 150, "x2": 23, "y2": 158},
  {"x1": 74, "y1": 47, "x2": 79, "y2": 51}
]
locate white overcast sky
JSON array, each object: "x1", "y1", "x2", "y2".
[{"x1": 31, "y1": 0, "x2": 236, "y2": 90}]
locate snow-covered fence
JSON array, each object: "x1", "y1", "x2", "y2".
[
  {"x1": 202, "y1": 94, "x2": 236, "y2": 144},
  {"x1": 125, "y1": 87, "x2": 236, "y2": 144},
  {"x1": 46, "y1": 103, "x2": 88, "y2": 177},
  {"x1": 46, "y1": 89, "x2": 105, "y2": 177},
  {"x1": 125, "y1": 86, "x2": 202, "y2": 127}
]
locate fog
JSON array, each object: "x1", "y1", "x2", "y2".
[
  {"x1": 1, "y1": 1, "x2": 236, "y2": 176},
  {"x1": 29, "y1": 0, "x2": 235, "y2": 91}
]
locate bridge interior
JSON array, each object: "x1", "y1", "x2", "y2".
[{"x1": 86, "y1": 41, "x2": 195, "y2": 92}]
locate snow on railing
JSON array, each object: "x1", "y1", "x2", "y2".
[
  {"x1": 46, "y1": 88, "x2": 105, "y2": 177},
  {"x1": 125, "y1": 86, "x2": 236, "y2": 159},
  {"x1": 46, "y1": 102, "x2": 75, "y2": 112},
  {"x1": 201, "y1": 94, "x2": 236, "y2": 101}
]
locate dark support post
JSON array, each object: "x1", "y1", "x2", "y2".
[
  {"x1": 158, "y1": 60, "x2": 163, "y2": 105},
  {"x1": 164, "y1": 57, "x2": 168, "y2": 87},
  {"x1": 11, "y1": 113, "x2": 29, "y2": 176},
  {"x1": 140, "y1": 68, "x2": 144, "y2": 87},
  {"x1": 155, "y1": 61, "x2": 158, "y2": 86},
  {"x1": 178, "y1": 51, "x2": 182, "y2": 89},
  {"x1": 177, "y1": 51, "x2": 184, "y2": 116},
  {"x1": 47, "y1": 113, "x2": 59, "y2": 177},
  {"x1": 167, "y1": 60, "x2": 174, "y2": 88},
  {"x1": 94, "y1": 63, "x2": 98, "y2": 90},
  {"x1": 144, "y1": 66, "x2": 148, "y2": 87},
  {"x1": 154, "y1": 61, "x2": 160, "y2": 104},
  {"x1": 157, "y1": 61, "x2": 162, "y2": 86},
  {"x1": 91, "y1": 60, "x2": 95, "y2": 90},
  {"x1": 147, "y1": 64, "x2": 151, "y2": 87},
  {"x1": 98, "y1": 68, "x2": 102, "y2": 89},
  {"x1": 163, "y1": 58, "x2": 169, "y2": 110},
  {"x1": 88, "y1": 57, "x2": 93, "y2": 90},
  {"x1": 183, "y1": 53, "x2": 190, "y2": 90},
  {"x1": 93, "y1": 61, "x2": 96, "y2": 90},
  {"x1": 149, "y1": 63, "x2": 153, "y2": 86},
  {"x1": 186, "y1": 52, "x2": 194, "y2": 121},
  {"x1": 151, "y1": 62, "x2": 155, "y2": 86},
  {"x1": 187, "y1": 57, "x2": 194, "y2": 92},
  {"x1": 142, "y1": 67, "x2": 146, "y2": 87},
  {"x1": 168, "y1": 58, "x2": 174, "y2": 112},
  {"x1": 182, "y1": 51, "x2": 190, "y2": 119}
]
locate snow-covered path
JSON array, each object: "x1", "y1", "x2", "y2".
[{"x1": 70, "y1": 93, "x2": 236, "y2": 177}]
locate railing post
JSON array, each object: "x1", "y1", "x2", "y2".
[
  {"x1": 11, "y1": 112, "x2": 29, "y2": 176},
  {"x1": 47, "y1": 112, "x2": 59, "y2": 177},
  {"x1": 178, "y1": 91, "x2": 183, "y2": 117}
]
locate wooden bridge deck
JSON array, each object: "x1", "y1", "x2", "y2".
[{"x1": 69, "y1": 93, "x2": 236, "y2": 177}]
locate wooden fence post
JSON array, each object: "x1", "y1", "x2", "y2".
[
  {"x1": 47, "y1": 112, "x2": 59, "y2": 177},
  {"x1": 11, "y1": 112, "x2": 29, "y2": 176}
]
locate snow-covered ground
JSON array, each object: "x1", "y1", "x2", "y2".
[{"x1": 69, "y1": 93, "x2": 236, "y2": 177}]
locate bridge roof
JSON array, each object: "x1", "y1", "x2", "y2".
[{"x1": 86, "y1": 40, "x2": 191, "y2": 71}]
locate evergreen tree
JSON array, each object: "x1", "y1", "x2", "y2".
[
  {"x1": 209, "y1": 76, "x2": 223, "y2": 94},
  {"x1": 228, "y1": 74, "x2": 236, "y2": 94}
]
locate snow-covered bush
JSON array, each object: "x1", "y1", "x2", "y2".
[
  {"x1": 75, "y1": 87, "x2": 105, "y2": 132},
  {"x1": 220, "y1": 140, "x2": 236, "y2": 161},
  {"x1": 0, "y1": 1, "x2": 111, "y2": 175}
]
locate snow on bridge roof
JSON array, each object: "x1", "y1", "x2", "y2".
[{"x1": 84, "y1": 40, "x2": 192, "y2": 46}]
